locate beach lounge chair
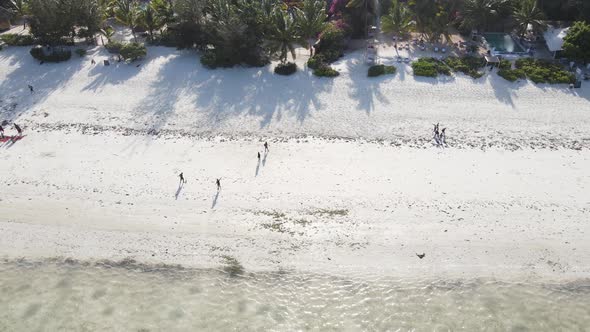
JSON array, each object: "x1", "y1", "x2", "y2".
[
  {"x1": 396, "y1": 56, "x2": 402, "y2": 62},
  {"x1": 404, "y1": 58, "x2": 410, "y2": 63},
  {"x1": 434, "y1": 47, "x2": 439, "y2": 52},
  {"x1": 442, "y1": 48, "x2": 446, "y2": 53}
]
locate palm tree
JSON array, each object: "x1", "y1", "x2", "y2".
[
  {"x1": 141, "y1": 3, "x2": 162, "y2": 41},
  {"x1": 112, "y1": 0, "x2": 141, "y2": 42},
  {"x1": 267, "y1": 9, "x2": 300, "y2": 64},
  {"x1": 512, "y1": 0, "x2": 546, "y2": 37},
  {"x1": 409, "y1": 0, "x2": 437, "y2": 36},
  {"x1": 151, "y1": 0, "x2": 174, "y2": 31},
  {"x1": 295, "y1": 0, "x2": 327, "y2": 56},
  {"x1": 99, "y1": 25, "x2": 115, "y2": 45},
  {"x1": 381, "y1": 0, "x2": 413, "y2": 38},
  {"x1": 460, "y1": 0, "x2": 503, "y2": 33}
]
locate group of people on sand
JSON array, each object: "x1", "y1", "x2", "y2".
[
  {"x1": 0, "y1": 121, "x2": 22, "y2": 139},
  {"x1": 433, "y1": 123, "x2": 447, "y2": 146},
  {"x1": 178, "y1": 142, "x2": 270, "y2": 192}
]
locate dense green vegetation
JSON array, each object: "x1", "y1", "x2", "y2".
[
  {"x1": 1, "y1": 0, "x2": 589, "y2": 71},
  {"x1": 367, "y1": 64, "x2": 396, "y2": 77},
  {"x1": 75, "y1": 48, "x2": 87, "y2": 57},
  {"x1": 562, "y1": 21, "x2": 590, "y2": 64},
  {"x1": 496, "y1": 58, "x2": 573, "y2": 83},
  {"x1": 274, "y1": 61, "x2": 297, "y2": 75},
  {"x1": 0, "y1": 33, "x2": 35, "y2": 46},
  {"x1": 313, "y1": 65, "x2": 339, "y2": 77},
  {"x1": 514, "y1": 58, "x2": 575, "y2": 84},
  {"x1": 120, "y1": 42, "x2": 146, "y2": 61},
  {"x1": 444, "y1": 56, "x2": 485, "y2": 79},
  {"x1": 30, "y1": 45, "x2": 72, "y2": 62},
  {"x1": 412, "y1": 58, "x2": 451, "y2": 77},
  {"x1": 497, "y1": 68, "x2": 525, "y2": 81}
]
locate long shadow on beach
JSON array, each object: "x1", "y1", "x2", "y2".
[
  {"x1": 174, "y1": 183, "x2": 184, "y2": 200},
  {"x1": 211, "y1": 190, "x2": 220, "y2": 209},
  {"x1": 0, "y1": 47, "x2": 85, "y2": 122}
]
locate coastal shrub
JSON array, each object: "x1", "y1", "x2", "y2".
[
  {"x1": 274, "y1": 62, "x2": 297, "y2": 75},
  {"x1": 314, "y1": 23, "x2": 346, "y2": 63},
  {"x1": 105, "y1": 41, "x2": 123, "y2": 53},
  {"x1": 30, "y1": 46, "x2": 72, "y2": 62},
  {"x1": 307, "y1": 55, "x2": 325, "y2": 69},
  {"x1": 75, "y1": 48, "x2": 87, "y2": 57},
  {"x1": 562, "y1": 21, "x2": 590, "y2": 63},
  {"x1": 444, "y1": 56, "x2": 485, "y2": 78},
  {"x1": 368, "y1": 64, "x2": 397, "y2": 77},
  {"x1": 200, "y1": 51, "x2": 217, "y2": 69},
  {"x1": 498, "y1": 68, "x2": 526, "y2": 82},
  {"x1": 412, "y1": 58, "x2": 451, "y2": 77},
  {"x1": 515, "y1": 58, "x2": 575, "y2": 84},
  {"x1": 313, "y1": 65, "x2": 339, "y2": 77},
  {"x1": 499, "y1": 59, "x2": 512, "y2": 70},
  {"x1": 120, "y1": 43, "x2": 147, "y2": 61},
  {"x1": 0, "y1": 34, "x2": 35, "y2": 46}
]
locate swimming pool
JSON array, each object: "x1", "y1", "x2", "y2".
[{"x1": 483, "y1": 33, "x2": 526, "y2": 55}]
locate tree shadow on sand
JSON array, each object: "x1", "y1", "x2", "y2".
[
  {"x1": 340, "y1": 52, "x2": 391, "y2": 114},
  {"x1": 131, "y1": 50, "x2": 334, "y2": 141},
  {"x1": 192, "y1": 65, "x2": 334, "y2": 128},
  {"x1": 0, "y1": 47, "x2": 85, "y2": 122}
]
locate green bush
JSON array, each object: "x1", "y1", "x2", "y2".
[
  {"x1": 498, "y1": 68, "x2": 526, "y2": 82},
  {"x1": 105, "y1": 41, "x2": 123, "y2": 53},
  {"x1": 200, "y1": 51, "x2": 217, "y2": 69},
  {"x1": 0, "y1": 34, "x2": 35, "y2": 46},
  {"x1": 412, "y1": 58, "x2": 450, "y2": 77},
  {"x1": 30, "y1": 46, "x2": 72, "y2": 62},
  {"x1": 120, "y1": 43, "x2": 147, "y2": 61},
  {"x1": 314, "y1": 23, "x2": 345, "y2": 64},
  {"x1": 444, "y1": 56, "x2": 485, "y2": 78},
  {"x1": 75, "y1": 48, "x2": 87, "y2": 57},
  {"x1": 514, "y1": 58, "x2": 575, "y2": 84},
  {"x1": 307, "y1": 55, "x2": 325, "y2": 70},
  {"x1": 368, "y1": 64, "x2": 397, "y2": 77},
  {"x1": 313, "y1": 65, "x2": 339, "y2": 77},
  {"x1": 274, "y1": 62, "x2": 297, "y2": 75},
  {"x1": 499, "y1": 59, "x2": 512, "y2": 70}
]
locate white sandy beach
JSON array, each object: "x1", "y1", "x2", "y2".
[{"x1": 1, "y1": 45, "x2": 590, "y2": 281}]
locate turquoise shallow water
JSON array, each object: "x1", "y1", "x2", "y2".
[
  {"x1": 1, "y1": 258, "x2": 589, "y2": 331},
  {"x1": 483, "y1": 33, "x2": 526, "y2": 53}
]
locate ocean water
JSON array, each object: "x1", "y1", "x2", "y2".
[{"x1": 1, "y1": 259, "x2": 589, "y2": 331}]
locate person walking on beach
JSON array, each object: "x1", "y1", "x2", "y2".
[
  {"x1": 91, "y1": 59, "x2": 96, "y2": 65},
  {"x1": 216, "y1": 178, "x2": 221, "y2": 191},
  {"x1": 257, "y1": 151, "x2": 261, "y2": 161},
  {"x1": 0, "y1": 124, "x2": 4, "y2": 139},
  {"x1": 28, "y1": 85, "x2": 34, "y2": 94},
  {"x1": 441, "y1": 128, "x2": 446, "y2": 144},
  {"x1": 14, "y1": 123, "x2": 22, "y2": 137},
  {"x1": 264, "y1": 142, "x2": 269, "y2": 152},
  {"x1": 179, "y1": 172, "x2": 186, "y2": 185}
]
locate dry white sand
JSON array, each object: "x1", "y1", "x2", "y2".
[{"x1": 1, "y1": 46, "x2": 589, "y2": 280}]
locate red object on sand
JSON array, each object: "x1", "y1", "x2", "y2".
[{"x1": 0, "y1": 136, "x2": 24, "y2": 143}]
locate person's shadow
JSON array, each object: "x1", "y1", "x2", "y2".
[
  {"x1": 211, "y1": 190, "x2": 220, "y2": 209},
  {"x1": 262, "y1": 151, "x2": 268, "y2": 166},
  {"x1": 175, "y1": 182, "x2": 184, "y2": 200},
  {"x1": 255, "y1": 159, "x2": 260, "y2": 177}
]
